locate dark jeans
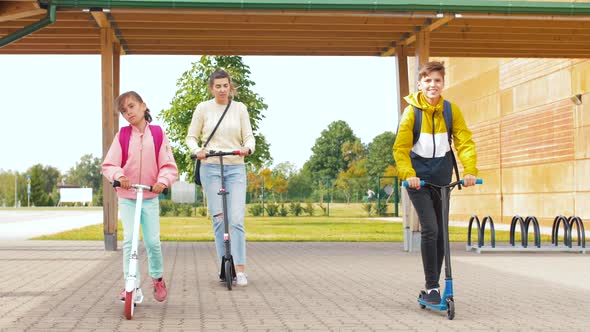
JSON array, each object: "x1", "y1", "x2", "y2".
[{"x1": 407, "y1": 186, "x2": 445, "y2": 289}]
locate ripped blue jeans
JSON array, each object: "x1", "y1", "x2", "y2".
[{"x1": 200, "y1": 163, "x2": 247, "y2": 265}]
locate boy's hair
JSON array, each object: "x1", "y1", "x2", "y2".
[
  {"x1": 208, "y1": 69, "x2": 237, "y2": 97},
  {"x1": 417, "y1": 61, "x2": 445, "y2": 80},
  {"x1": 114, "y1": 91, "x2": 152, "y2": 123}
]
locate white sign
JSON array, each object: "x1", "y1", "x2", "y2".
[
  {"x1": 59, "y1": 188, "x2": 93, "y2": 204},
  {"x1": 171, "y1": 181, "x2": 195, "y2": 204}
]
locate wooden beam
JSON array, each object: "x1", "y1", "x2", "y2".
[
  {"x1": 101, "y1": 27, "x2": 117, "y2": 251},
  {"x1": 381, "y1": 14, "x2": 452, "y2": 56},
  {"x1": 91, "y1": 11, "x2": 127, "y2": 55},
  {"x1": 90, "y1": 11, "x2": 110, "y2": 28},
  {"x1": 0, "y1": 1, "x2": 44, "y2": 23},
  {"x1": 414, "y1": 30, "x2": 430, "y2": 81}
]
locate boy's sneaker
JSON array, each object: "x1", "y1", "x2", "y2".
[
  {"x1": 421, "y1": 289, "x2": 441, "y2": 304},
  {"x1": 153, "y1": 277, "x2": 168, "y2": 302},
  {"x1": 236, "y1": 272, "x2": 248, "y2": 286},
  {"x1": 119, "y1": 288, "x2": 144, "y2": 304}
]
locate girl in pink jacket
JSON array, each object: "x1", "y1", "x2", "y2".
[{"x1": 102, "y1": 91, "x2": 178, "y2": 303}]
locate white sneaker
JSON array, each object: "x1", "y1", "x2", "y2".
[
  {"x1": 236, "y1": 272, "x2": 248, "y2": 286},
  {"x1": 134, "y1": 288, "x2": 144, "y2": 304}
]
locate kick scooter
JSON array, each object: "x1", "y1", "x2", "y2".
[
  {"x1": 192, "y1": 150, "x2": 240, "y2": 290},
  {"x1": 402, "y1": 178, "x2": 482, "y2": 320},
  {"x1": 113, "y1": 180, "x2": 168, "y2": 320}
]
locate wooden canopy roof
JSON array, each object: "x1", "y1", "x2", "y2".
[{"x1": 2, "y1": 0, "x2": 590, "y2": 57}]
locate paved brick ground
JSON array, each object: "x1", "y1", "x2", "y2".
[{"x1": 1, "y1": 240, "x2": 590, "y2": 331}]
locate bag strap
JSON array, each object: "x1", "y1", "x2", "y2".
[
  {"x1": 119, "y1": 126, "x2": 132, "y2": 168},
  {"x1": 412, "y1": 106, "x2": 422, "y2": 146},
  {"x1": 149, "y1": 125, "x2": 163, "y2": 167},
  {"x1": 202, "y1": 99, "x2": 232, "y2": 149}
]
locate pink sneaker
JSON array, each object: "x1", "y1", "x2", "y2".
[{"x1": 153, "y1": 278, "x2": 167, "y2": 302}]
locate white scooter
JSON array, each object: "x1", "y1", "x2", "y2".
[{"x1": 113, "y1": 180, "x2": 168, "y2": 320}]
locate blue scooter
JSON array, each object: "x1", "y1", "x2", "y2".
[{"x1": 403, "y1": 178, "x2": 483, "y2": 320}]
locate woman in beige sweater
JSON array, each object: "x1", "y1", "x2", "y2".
[{"x1": 186, "y1": 69, "x2": 255, "y2": 286}]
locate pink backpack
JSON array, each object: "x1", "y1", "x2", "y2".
[{"x1": 119, "y1": 125, "x2": 163, "y2": 168}]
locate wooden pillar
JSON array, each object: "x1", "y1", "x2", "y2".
[
  {"x1": 101, "y1": 27, "x2": 118, "y2": 251},
  {"x1": 414, "y1": 30, "x2": 430, "y2": 86},
  {"x1": 395, "y1": 45, "x2": 409, "y2": 112},
  {"x1": 396, "y1": 45, "x2": 416, "y2": 252},
  {"x1": 404, "y1": 30, "x2": 430, "y2": 251}
]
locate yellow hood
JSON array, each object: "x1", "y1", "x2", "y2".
[{"x1": 403, "y1": 91, "x2": 444, "y2": 115}]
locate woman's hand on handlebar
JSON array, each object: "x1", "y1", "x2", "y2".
[
  {"x1": 406, "y1": 176, "x2": 421, "y2": 189},
  {"x1": 238, "y1": 147, "x2": 251, "y2": 156},
  {"x1": 117, "y1": 176, "x2": 131, "y2": 190},
  {"x1": 151, "y1": 182, "x2": 167, "y2": 194},
  {"x1": 463, "y1": 174, "x2": 476, "y2": 187},
  {"x1": 194, "y1": 149, "x2": 207, "y2": 160}
]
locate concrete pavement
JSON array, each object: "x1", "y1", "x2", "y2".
[
  {"x1": 2, "y1": 240, "x2": 589, "y2": 331},
  {"x1": 0, "y1": 210, "x2": 102, "y2": 240}
]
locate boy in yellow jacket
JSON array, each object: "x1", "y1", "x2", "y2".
[{"x1": 393, "y1": 61, "x2": 478, "y2": 304}]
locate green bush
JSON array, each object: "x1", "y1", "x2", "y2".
[
  {"x1": 302, "y1": 202, "x2": 315, "y2": 216},
  {"x1": 289, "y1": 202, "x2": 303, "y2": 216},
  {"x1": 279, "y1": 203, "x2": 288, "y2": 217},
  {"x1": 249, "y1": 203, "x2": 264, "y2": 216},
  {"x1": 376, "y1": 202, "x2": 388, "y2": 215},
  {"x1": 197, "y1": 206, "x2": 208, "y2": 217},
  {"x1": 265, "y1": 202, "x2": 279, "y2": 217},
  {"x1": 362, "y1": 203, "x2": 374, "y2": 216},
  {"x1": 318, "y1": 202, "x2": 328, "y2": 216},
  {"x1": 160, "y1": 200, "x2": 174, "y2": 216},
  {"x1": 180, "y1": 204, "x2": 193, "y2": 217}
]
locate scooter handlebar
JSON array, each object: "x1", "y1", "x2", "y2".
[
  {"x1": 113, "y1": 180, "x2": 169, "y2": 195},
  {"x1": 401, "y1": 178, "x2": 483, "y2": 187},
  {"x1": 401, "y1": 180, "x2": 426, "y2": 187},
  {"x1": 190, "y1": 150, "x2": 241, "y2": 159}
]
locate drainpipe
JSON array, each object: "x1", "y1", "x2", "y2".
[
  {"x1": 38, "y1": 0, "x2": 590, "y2": 15},
  {"x1": 0, "y1": 4, "x2": 57, "y2": 48}
]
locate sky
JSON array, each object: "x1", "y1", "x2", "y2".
[{"x1": 0, "y1": 55, "x2": 399, "y2": 176}]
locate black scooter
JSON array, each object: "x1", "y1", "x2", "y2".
[
  {"x1": 403, "y1": 178, "x2": 482, "y2": 320},
  {"x1": 192, "y1": 150, "x2": 240, "y2": 290}
]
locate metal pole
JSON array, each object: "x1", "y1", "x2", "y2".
[
  {"x1": 261, "y1": 176, "x2": 264, "y2": 217},
  {"x1": 326, "y1": 177, "x2": 330, "y2": 216},
  {"x1": 14, "y1": 174, "x2": 17, "y2": 208},
  {"x1": 377, "y1": 176, "x2": 381, "y2": 215},
  {"x1": 198, "y1": 183, "x2": 199, "y2": 217},
  {"x1": 394, "y1": 177, "x2": 399, "y2": 217},
  {"x1": 27, "y1": 175, "x2": 31, "y2": 207}
]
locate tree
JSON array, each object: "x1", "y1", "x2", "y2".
[
  {"x1": 272, "y1": 161, "x2": 298, "y2": 179},
  {"x1": 64, "y1": 154, "x2": 103, "y2": 205},
  {"x1": 366, "y1": 131, "x2": 396, "y2": 178},
  {"x1": 306, "y1": 120, "x2": 360, "y2": 180},
  {"x1": 159, "y1": 56, "x2": 271, "y2": 180},
  {"x1": 287, "y1": 168, "x2": 314, "y2": 202},
  {"x1": 28, "y1": 164, "x2": 61, "y2": 206},
  {"x1": 335, "y1": 157, "x2": 369, "y2": 204},
  {"x1": 0, "y1": 170, "x2": 22, "y2": 207}
]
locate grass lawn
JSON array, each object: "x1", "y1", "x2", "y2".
[{"x1": 31, "y1": 216, "x2": 539, "y2": 242}]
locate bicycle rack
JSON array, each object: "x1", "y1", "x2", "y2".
[{"x1": 466, "y1": 215, "x2": 586, "y2": 254}]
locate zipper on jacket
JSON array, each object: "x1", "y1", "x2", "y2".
[
  {"x1": 432, "y1": 113, "x2": 436, "y2": 158},
  {"x1": 138, "y1": 131, "x2": 143, "y2": 186}
]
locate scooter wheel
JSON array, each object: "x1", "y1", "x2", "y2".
[
  {"x1": 124, "y1": 291, "x2": 134, "y2": 320},
  {"x1": 418, "y1": 291, "x2": 426, "y2": 309},
  {"x1": 224, "y1": 260, "x2": 233, "y2": 290},
  {"x1": 446, "y1": 298, "x2": 455, "y2": 320}
]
